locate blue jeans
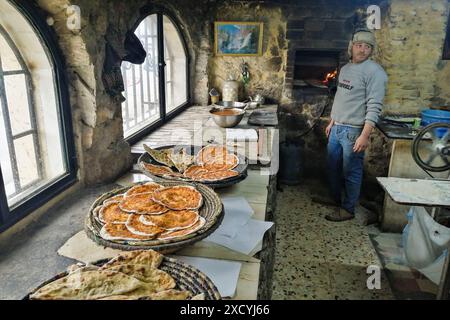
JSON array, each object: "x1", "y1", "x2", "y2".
[{"x1": 327, "y1": 124, "x2": 365, "y2": 214}]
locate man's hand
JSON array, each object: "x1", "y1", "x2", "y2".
[
  {"x1": 325, "y1": 120, "x2": 334, "y2": 138},
  {"x1": 353, "y1": 134, "x2": 369, "y2": 152},
  {"x1": 353, "y1": 122, "x2": 374, "y2": 153}
]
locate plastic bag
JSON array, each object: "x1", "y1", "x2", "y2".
[{"x1": 402, "y1": 206, "x2": 450, "y2": 284}]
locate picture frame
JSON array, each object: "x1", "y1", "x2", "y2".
[{"x1": 214, "y1": 21, "x2": 263, "y2": 56}]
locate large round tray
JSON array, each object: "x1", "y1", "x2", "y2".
[
  {"x1": 24, "y1": 256, "x2": 221, "y2": 300},
  {"x1": 85, "y1": 181, "x2": 224, "y2": 254},
  {"x1": 138, "y1": 144, "x2": 248, "y2": 189}
]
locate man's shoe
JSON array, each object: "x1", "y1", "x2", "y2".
[
  {"x1": 325, "y1": 208, "x2": 355, "y2": 222},
  {"x1": 311, "y1": 194, "x2": 340, "y2": 207}
]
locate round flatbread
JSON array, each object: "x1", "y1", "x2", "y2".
[
  {"x1": 183, "y1": 165, "x2": 209, "y2": 179},
  {"x1": 203, "y1": 153, "x2": 239, "y2": 171},
  {"x1": 119, "y1": 192, "x2": 169, "y2": 215},
  {"x1": 100, "y1": 223, "x2": 154, "y2": 241},
  {"x1": 126, "y1": 214, "x2": 165, "y2": 237},
  {"x1": 196, "y1": 145, "x2": 229, "y2": 165},
  {"x1": 157, "y1": 217, "x2": 206, "y2": 240},
  {"x1": 151, "y1": 186, "x2": 203, "y2": 210},
  {"x1": 98, "y1": 202, "x2": 130, "y2": 224},
  {"x1": 125, "y1": 182, "x2": 163, "y2": 197},
  {"x1": 194, "y1": 169, "x2": 239, "y2": 182},
  {"x1": 103, "y1": 194, "x2": 125, "y2": 205},
  {"x1": 139, "y1": 210, "x2": 199, "y2": 231}
]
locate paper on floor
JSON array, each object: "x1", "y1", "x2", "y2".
[
  {"x1": 216, "y1": 196, "x2": 254, "y2": 238},
  {"x1": 226, "y1": 128, "x2": 258, "y2": 142},
  {"x1": 170, "y1": 255, "x2": 242, "y2": 298},
  {"x1": 206, "y1": 219, "x2": 274, "y2": 255}
]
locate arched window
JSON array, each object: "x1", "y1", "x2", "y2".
[
  {"x1": 121, "y1": 12, "x2": 189, "y2": 142},
  {"x1": 0, "y1": 1, "x2": 76, "y2": 232}
]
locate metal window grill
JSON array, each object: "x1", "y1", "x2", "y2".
[
  {"x1": 121, "y1": 14, "x2": 161, "y2": 134},
  {"x1": 0, "y1": 24, "x2": 43, "y2": 199}
]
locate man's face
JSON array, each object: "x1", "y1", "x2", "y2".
[{"x1": 352, "y1": 41, "x2": 372, "y2": 63}]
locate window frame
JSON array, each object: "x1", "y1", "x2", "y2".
[
  {"x1": 0, "y1": 0, "x2": 77, "y2": 233},
  {"x1": 124, "y1": 8, "x2": 191, "y2": 146}
]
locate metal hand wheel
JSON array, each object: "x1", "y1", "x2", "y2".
[{"x1": 411, "y1": 122, "x2": 450, "y2": 172}]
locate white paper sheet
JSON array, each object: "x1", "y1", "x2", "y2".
[
  {"x1": 226, "y1": 128, "x2": 258, "y2": 142},
  {"x1": 206, "y1": 219, "x2": 274, "y2": 255},
  {"x1": 170, "y1": 255, "x2": 242, "y2": 298},
  {"x1": 216, "y1": 196, "x2": 254, "y2": 238}
]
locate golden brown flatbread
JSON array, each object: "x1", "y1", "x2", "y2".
[
  {"x1": 102, "y1": 264, "x2": 176, "y2": 291},
  {"x1": 119, "y1": 192, "x2": 168, "y2": 215},
  {"x1": 126, "y1": 214, "x2": 165, "y2": 237},
  {"x1": 100, "y1": 250, "x2": 164, "y2": 269},
  {"x1": 183, "y1": 165, "x2": 209, "y2": 179},
  {"x1": 100, "y1": 223, "x2": 154, "y2": 241},
  {"x1": 194, "y1": 169, "x2": 239, "y2": 182},
  {"x1": 142, "y1": 162, "x2": 183, "y2": 178},
  {"x1": 151, "y1": 186, "x2": 203, "y2": 210},
  {"x1": 103, "y1": 194, "x2": 125, "y2": 205},
  {"x1": 29, "y1": 269, "x2": 156, "y2": 300},
  {"x1": 157, "y1": 216, "x2": 206, "y2": 240},
  {"x1": 196, "y1": 145, "x2": 228, "y2": 165},
  {"x1": 139, "y1": 210, "x2": 199, "y2": 231},
  {"x1": 125, "y1": 182, "x2": 163, "y2": 197},
  {"x1": 98, "y1": 202, "x2": 130, "y2": 224},
  {"x1": 203, "y1": 153, "x2": 239, "y2": 171}
]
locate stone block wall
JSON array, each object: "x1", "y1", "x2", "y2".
[{"x1": 208, "y1": 1, "x2": 288, "y2": 104}]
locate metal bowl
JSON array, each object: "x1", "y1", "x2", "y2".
[
  {"x1": 209, "y1": 107, "x2": 245, "y2": 128},
  {"x1": 213, "y1": 101, "x2": 247, "y2": 109}
]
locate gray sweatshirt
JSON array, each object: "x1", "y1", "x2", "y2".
[{"x1": 331, "y1": 59, "x2": 388, "y2": 127}]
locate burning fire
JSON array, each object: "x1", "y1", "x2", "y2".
[{"x1": 322, "y1": 69, "x2": 337, "y2": 85}]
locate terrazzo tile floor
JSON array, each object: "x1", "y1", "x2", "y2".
[{"x1": 272, "y1": 179, "x2": 395, "y2": 300}]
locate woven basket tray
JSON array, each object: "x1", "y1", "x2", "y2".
[
  {"x1": 85, "y1": 181, "x2": 224, "y2": 254},
  {"x1": 23, "y1": 256, "x2": 221, "y2": 300},
  {"x1": 138, "y1": 145, "x2": 248, "y2": 189}
]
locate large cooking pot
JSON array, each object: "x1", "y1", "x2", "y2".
[{"x1": 213, "y1": 101, "x2": 247, "y2": 109}]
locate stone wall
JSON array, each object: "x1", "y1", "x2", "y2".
[
  {"x1": 34, "y1": 0, "x2": 212, "y2": 185},
  {"x1": 377, "y1": 0, "x2": 450, "y2": 114},
  {"x1": 208, "y1": 1, "x2": 288, "y2": 103}
]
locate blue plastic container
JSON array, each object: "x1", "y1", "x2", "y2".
[{"x1": 420, "y1": 109, "x2": 450, "y2": 138}]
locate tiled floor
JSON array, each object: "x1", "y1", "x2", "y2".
[{"x1": 272, "y1": 179, "x2": 395, "y2": 300}]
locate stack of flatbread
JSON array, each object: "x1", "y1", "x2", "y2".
[
  {"x1": 142, "y1": 145, "x2": 240, "y2": 182},
  {"x1": 29, "y1": 250, "x2": 204, "y2": 300},
  {"x1": 93, "y1": 182, "x2": 205, "y2": 242}
]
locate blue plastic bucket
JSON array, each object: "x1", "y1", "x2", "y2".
[{"x1": 420, "y1": 109, "x2": 450, "y2": 138}]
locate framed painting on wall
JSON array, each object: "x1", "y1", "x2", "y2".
[{"x1": 214, "y1": 21, "x2": 263, "y2": 56}]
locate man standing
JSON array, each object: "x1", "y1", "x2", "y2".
[{"x1": 324, "y1": 29, "x2": 388, "y2": 222}]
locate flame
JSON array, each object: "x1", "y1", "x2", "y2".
[{"x1": 322, "y1": 69, "x2": 337, "y2": 85}]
